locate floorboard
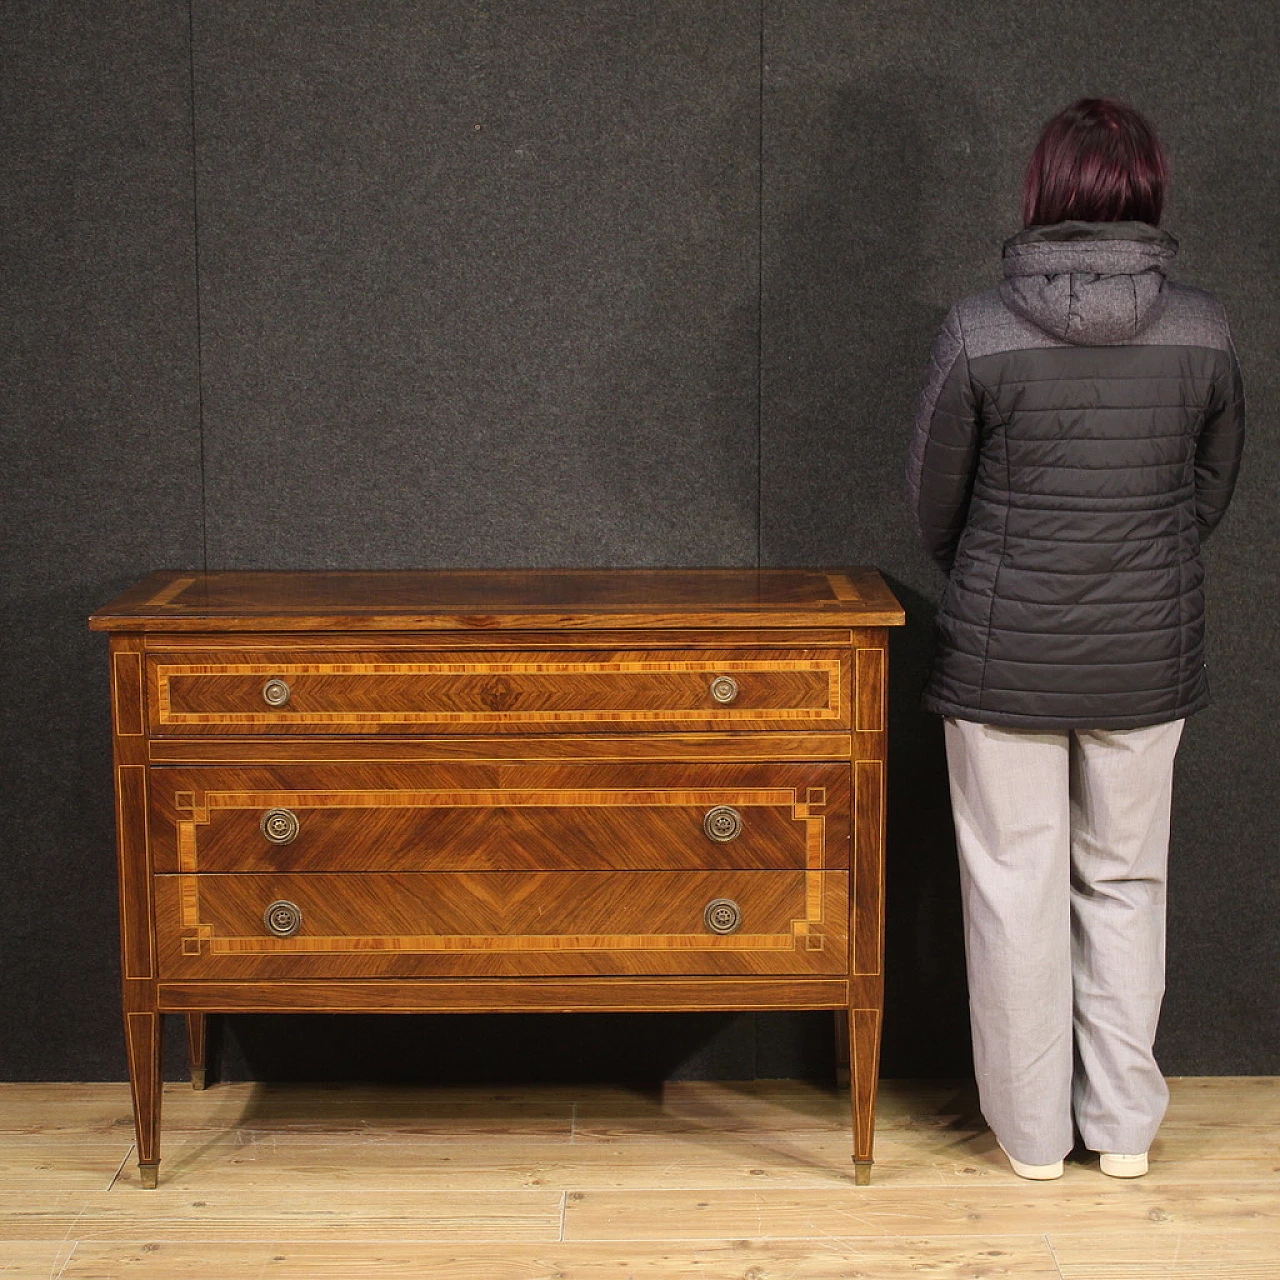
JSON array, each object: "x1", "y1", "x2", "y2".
[{"x1": 0, "y1": 1077, "x2": 1275, "y2": 1278}]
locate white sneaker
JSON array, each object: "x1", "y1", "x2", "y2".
[
  {"x1": 1100, "y1": 1152, "x2": 1149, "y2": 1178},
  {"x1": 998, "y1": 1140, "x2": 1063, "y2": 1180}
]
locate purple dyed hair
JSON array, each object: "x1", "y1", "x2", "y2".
[{"x1": 1023, "y1": 98, "x2": 1169, "y2": 227}]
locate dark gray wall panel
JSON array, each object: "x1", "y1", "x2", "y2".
[
  {"x1": 195, "y1": 1, "x2": 761, "y2": 569},
  {"x1": 0, "y1": 3, "x2": 203, "y2": 1077},
  {"x1": 3, "y1": 0, "x2": 1274, "y2": 1084},
  {"x1": 762, "y1": 0, "x2": 1280, "y2": 1074},
  {"x1": 184, "y1": 0, "x2": 765, "y2": 1085}
]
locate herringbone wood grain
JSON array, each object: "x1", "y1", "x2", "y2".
[
  {"x1": 149, "y1": 761, "x2": 851, "y2": 874},
  {"x1": 154, "y1": 871, "x2": 851, "y2": 980},
  {"x1": 149, "y1": 648, "x2": 849, "y2": 735}
]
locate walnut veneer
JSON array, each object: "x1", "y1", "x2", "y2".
[{"x1": 91, "y1": 568, "x2": 905, "y2": 1187}]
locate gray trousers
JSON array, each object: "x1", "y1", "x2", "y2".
[{"x1": 943, "y1": 717, "x2": 1185, "y2": 1165}]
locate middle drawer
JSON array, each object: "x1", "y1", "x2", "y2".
[{"x1": 150, "y1": 761, "x2": 849, "y2": 874}]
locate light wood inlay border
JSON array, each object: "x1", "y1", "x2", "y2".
[
  {"x1": 144, "y1": 575, "x2": 197, "y2": 608},
  {"x1": 153, "y1": 656, "x2": 844, "y2": 728},
  {"x1": 850, "y1": 1007, "x2": 882, "y2": 1160},
  {"x1": 115, "y1": 765, "x2": 153, "y2": 979},
  {"x1": 182, "y1": 926, "x2": 822, "y2": 956},
  {"x1": 147, "y1": 733, "x2": 857, "y2": 765},
  {"x1": 174, "y1": 786, "x2": 833, "y2": 958},
  {"x1": 182, "y1": 786, "x2": 802, "y2": 821},
  {"x1": 112, "y1": 652, "x2": 145, "y2": 736},
  {"x1": 825, "y1": 573, "x2": 860, "y2": 602},
  {"x1": 855, "y1": 649, "x2": 885, "y2": 733},
  {"x1": 853, "y1": 759, "x2": 885, "y2": 977}
]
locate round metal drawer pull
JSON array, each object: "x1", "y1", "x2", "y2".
[
  {"x1": 703, "y1": 805, "x2": 743, "y2": 842},
  {"x1": 263, "y1": 900, "x2": 303, "y2": 938},
  {"x1": 262, "y1": 677, "x2": 292, "y2": 707},
  {"x1": 709, "y1": 674, "x2": 739, "y2": 704},
  {"x1": 260, "y1": 808, "x2": 300, "y2": 844},
  {"x1": 704, "y1": 898, "x2": 742, "y2": 935}
]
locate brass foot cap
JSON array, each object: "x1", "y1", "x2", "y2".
[
  {"x1": 853, "y1": 1159, "x2": 873, "y2": 1186},
  {"x1": 190, "y1": 1067, "x2": 207, "y2": 1091},
  {"x1": 138, "y1": 1163, "x2": 159, "y2": 1190}
]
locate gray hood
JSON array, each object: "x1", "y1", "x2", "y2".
[{"x1": 1000, "y1": 221, "x2": 1178, "y2": 345}]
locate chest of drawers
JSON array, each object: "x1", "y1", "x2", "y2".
[{"x1": 90, "y1": 568, "x2": 904, "y2": 1187}]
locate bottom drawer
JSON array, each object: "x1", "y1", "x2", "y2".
[{"x1": 155, "y1": 870, "x2": 848, "y2": 979}]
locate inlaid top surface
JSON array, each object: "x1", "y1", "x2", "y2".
[{"x1": 90, "y1": 568, "x2": 904, "y2": 631}]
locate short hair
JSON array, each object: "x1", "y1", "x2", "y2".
[{"x1": 1022, "y1": 98, "x2": 1169, "y2": 228}]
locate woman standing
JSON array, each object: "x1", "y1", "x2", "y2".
[{"x1": 906, "y1": 98, "x2": 1245, "y2": 1180}]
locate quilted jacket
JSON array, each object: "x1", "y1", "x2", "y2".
[{"x1": 906, "y1": 221, "x2": 1245, "y2": 729}]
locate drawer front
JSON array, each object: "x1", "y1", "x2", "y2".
[
  {"x1": 154, "y1": 869, "x2": 848, "y2": 979},
  {"x1": 150, "y1": 762, "x2": 850, "y2": 873},
  {"x1": 145, "y1": 649, "x2": 849, "y2": 734}
]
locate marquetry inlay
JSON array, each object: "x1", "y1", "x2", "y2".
[
  {"x1": 177, "y1": 785, "x2": 811, "y2": 822},
  {"x1": 853, "y1": 759, "x2": 885, "y2": 976},
  {"x1": 92, "y1": 567, "x2": 903, "y2": 1186},
  {"x1": 177, "y1": 923, "x2": 830, "y2": 956},
  {"x1": 824, "y1": 573, "x2": 860, "y2": 602},
  {"x1": 151, "y1": 654, "x2": 845, "y2": 728},
  {"x1": 112, "y1": 652, "x2": 145, "y2": 737},
  {"x1": 171, "y1": 783, "x2": 834, "y2": 958},
  {"x1": 854, "y1": 649, "x2": 885, "y2": 733},
  {"x1": 144, "y1": 576, "x2": 198, "y2": 608}
]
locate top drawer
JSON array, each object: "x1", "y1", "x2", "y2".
[{"x1": 146, "y1": 649, "x2": 851, "y2": 734}]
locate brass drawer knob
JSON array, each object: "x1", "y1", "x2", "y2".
[
  {"x1": 709, "y1": 674, "x2": 739, "y2": 704},
  {"x1": 264, "y1": 900, "x2": 303, "y2": 937},
  {"x1": 703, "y1": 805, "x2": 743, "y2": 842},
  {"x1": 704, "y1": 898, "x2": 742, "y2": 935},
  {"x1": 262, "y1": 677, "x2": 292, "y2": 707},
  {"x1": 261, "y1": 808, "x2": 300, "y2": 844}
]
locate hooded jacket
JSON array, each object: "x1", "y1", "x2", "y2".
[{"x1": 906, "y1": 221, "x2": 1245, "y2": 729}]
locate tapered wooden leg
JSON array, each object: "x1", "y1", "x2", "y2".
[
  {"x1": 124, "y1": 1010, "x2": 163, "y2": 1188},
  {"x1": 185, "y1": 1013, "x2": 208, "y2": 1090},
  {"x1": 848, "y1": 1006, "x2": 882, "y2": 1186},
  {"x1": 834, "y1": 1009, "x2": 851, "y2": 1087}
]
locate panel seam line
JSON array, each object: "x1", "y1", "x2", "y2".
[
  {"x1": 187, "y1": 0, "x2": 209, "y2": 572},
  {"x1": 756, "y1": 0, "x2": 765, "y2": 570}
]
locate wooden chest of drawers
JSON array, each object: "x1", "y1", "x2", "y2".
[{"x1": 91, "y1": 568, "x2": 904, "y2": 1187}]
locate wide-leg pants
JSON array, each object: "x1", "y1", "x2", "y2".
[{"x1": 943, "y1": 717, "x2": 1185, "y2": 1166}]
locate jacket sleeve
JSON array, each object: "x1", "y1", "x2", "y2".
[
  {"x1": 1194, "y1": 326, "x2": 1246, "y2": 538},
  {"x1": 905, "y1": 305, "x2": 982, "y2": 573}
]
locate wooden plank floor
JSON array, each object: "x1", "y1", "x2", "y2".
[{"x1": 0, "y1": 1077, "x2": 1276, "y2": 1278}]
